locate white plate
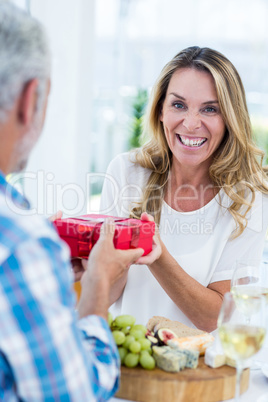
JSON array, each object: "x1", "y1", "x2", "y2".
[{"x1": 261, "y1": 364, "x2": 268, "y2": 378}]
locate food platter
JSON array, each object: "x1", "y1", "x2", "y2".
[{"x1": 116, "y1": 357, "x2": 249, "y2": 402}]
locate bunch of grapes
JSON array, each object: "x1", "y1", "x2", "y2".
[{"x1": 108, "y1": 313, "x2": 155, "y2": 370}]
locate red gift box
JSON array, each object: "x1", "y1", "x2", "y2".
[{"x1": 53, "y1": 214, "x2": 155, "y2": 259}]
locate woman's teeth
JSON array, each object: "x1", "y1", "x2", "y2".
[{"x1": 178, "y1": 135, "x2": 207, "y2": 147}]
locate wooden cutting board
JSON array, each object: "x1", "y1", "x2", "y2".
[{"x1": 116, "y1": 357, "x2": 249, "y2": 402}]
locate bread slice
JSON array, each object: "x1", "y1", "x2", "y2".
[{"x1": 146, "y1": 316, "x2": 206, "y2": 338}]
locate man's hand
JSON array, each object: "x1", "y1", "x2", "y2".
[
  {"x1": 84, "y1": 218, "x2": 144, "y2": 285},
  {"x1": 135, "y1": 212, "x2": 162, "y2": 266},
  {"x1": 77, "y1": 219, "x2": 144, "y2": 319}
]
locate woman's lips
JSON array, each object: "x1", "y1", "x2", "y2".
[{"x1": 176, "y1": 134, "x2": 207, "y2": 148}]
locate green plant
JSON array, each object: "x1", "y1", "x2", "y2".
[
  {"x1": 252, "y1": 122, "x2": 268, "y2": 165},
  {"x1": 129, "y1": 89, "x2": 148, "y2": 149}
]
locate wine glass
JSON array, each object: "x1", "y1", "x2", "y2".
[
  {"x1": 231, "y1": 260, "x2": 268, "y2": 303},
  {"x1": 231, "y1": 260, "x2": 268, "y2": 368},
  {"x1": 218, "y1": 292, "x2": 266, "y2": 402},
  {"x1": 231, "y1": 260, "x2": 262, "y2": 323}
]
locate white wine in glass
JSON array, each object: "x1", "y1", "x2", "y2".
[
  {"x1": 231, "y1": 260, "x2": 268, "y2": 369},
  {"x1": 231, "y1": 260, "x2": 268, "y2": 304},
  {"x1": 218, "y1": 292, "x2": 266, "y2": 401}
]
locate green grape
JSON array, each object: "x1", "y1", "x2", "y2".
[
  {"x1": 132, "y1": 324, "x2": 147, "y2": 334},
  {"x1": 121, "y1": 326, "x2": 130, "y2": 335},
  {"x1": 138, "y1": 338, "x2": 151, "y2": 351},
  {"x1": 140, "y1": 349, "x2": 152, "y2": 356},
  {"x1": 129, "y1": 329, "x2": 144, "y2": 340},
  {"x1": 124, "y1": 352, "x2": 139, "y2": 368},
  {"x1": 108, "y1": 312, "x2": 113, "y2": 327},
  {"x1": 129, "y1": 340, "x2": 141, "y2": 354},
  {"x1": 110, "y1": 322, "x2": 120, "y2": 331},
  {"x1": 139, "y1": 353, "x2": 156, "y2": 370},
  {"x1": 140, "y1": 350, "x2": 151, "y2": 357},
  {"x1": 123, "y1": 335, "x2": 135, "y2": 350},
  {"x1": 118, "y1": 347, "x2": 128, "y2": 363},
  {"x1": 112, "y1": 330, "x2": 126, "y2": 345},
  {"x1": 114, "y1": 314, "x2": 136, "y2": 328}
]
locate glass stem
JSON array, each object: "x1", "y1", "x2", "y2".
[
  {"x1": 235, "y1": 362, "x2": 243, "y2": 402},
  {"x1": 245, "y1": 316, "x2": 251, "y2": 324}
]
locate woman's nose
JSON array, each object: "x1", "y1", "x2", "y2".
[{"x1": 182, "y1": 111, "x2": 202, "y2": 131}]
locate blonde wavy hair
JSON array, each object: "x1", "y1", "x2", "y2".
[{"x1": 130, "y1": 46, "x2": 268, "y2": 238}]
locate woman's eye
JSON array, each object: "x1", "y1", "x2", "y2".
[
  {"x1": 204, "y1": 106, "x2": 217, "y2": 113},
  {"x1": 173, "y1": 102, "x2": 185, "y2": 109}
]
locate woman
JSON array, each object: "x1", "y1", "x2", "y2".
[{"x1": 100, "y1": 46, "x2": 268, "y2": 332}]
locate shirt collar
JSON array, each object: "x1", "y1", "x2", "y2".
[{"x1": 0, "y1": 170, "x2": 30, "y2": 210}]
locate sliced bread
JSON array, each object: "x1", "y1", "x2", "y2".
[{"x1": 146, "y1": 315, "x2": 206, "y2": 338}]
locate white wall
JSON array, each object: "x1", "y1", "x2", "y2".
[
  {"x1": 22, "y1": 0, "x2": 96, "y2": 217},
  {"x1": 11, "y1": 0, "x2": 268, "y2": 219}
]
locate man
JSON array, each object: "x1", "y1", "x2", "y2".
[{"x1": 0, "y1": 2, "x2": 150, "y2": 400}]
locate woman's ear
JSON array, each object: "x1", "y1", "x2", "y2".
[{"x1": 17, "y1": 79, "x2": 38, "y2": 127}]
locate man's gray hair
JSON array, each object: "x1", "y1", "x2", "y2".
[{"x1": 0, "y1": 1, "x2": 50, "y2": 122}]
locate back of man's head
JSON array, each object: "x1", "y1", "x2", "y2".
[{"x1": 0, "y1": 1, "x2": 50, "y2": 123}]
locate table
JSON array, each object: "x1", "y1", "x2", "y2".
[
  {"x1": 111, "y1": 252, "x2": 268, "y2": 401},
  {"x1": 111, "y1": 365, "x2": 268, "y2": 402}
]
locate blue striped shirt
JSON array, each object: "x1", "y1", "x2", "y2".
[{"x1": 0, "y1": 171, "x2": 120, "y2": 401}]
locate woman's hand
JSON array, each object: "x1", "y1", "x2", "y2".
[
  {"x1": 48, "y1": 211, "x2": 88, "y2": 282},
  {"x1": 135, "y1": 212, "x2": 162, "y2": 266},
  {"x1": 71, "y1": 258, "x2": 86, "y2": 282},
  {"x1": 48, "y1": 210, "x2": 86, "y2": 281},
  {"x1": 48, "y1": 210, "x2": 63, "y2": 222}
]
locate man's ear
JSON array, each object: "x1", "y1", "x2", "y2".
[{"x1": 17, "y1": 79, "x2": 38, "y2": 127}]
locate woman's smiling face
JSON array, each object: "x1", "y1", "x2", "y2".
[{"x1": 160, "y1": 67, "x2": 226, "y2": 170}]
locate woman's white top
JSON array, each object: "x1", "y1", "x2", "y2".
[{"x1": 100, "y1": 152, "x2": 268, "y2": 327}]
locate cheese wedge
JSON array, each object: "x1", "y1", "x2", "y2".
[
  {"x1": 168, "y1": 333, "x2": 214, "y2": 355},
  {"x1": 205, "y1": 346, "x2": 246, "y2": 368},
  {"x1": 178, "y1": 348, "x2": 199, "y2": 368},
  {"x1": 205, "y1": 345, "x2": 226, "y2": 368},
  {"x1": 204, "y1": 339, "x2": 246, "y2": 369},
  {"x1": 152, "y1": 346, "x2": 187, "y2": 372}
]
